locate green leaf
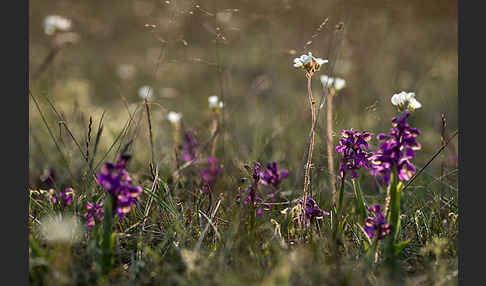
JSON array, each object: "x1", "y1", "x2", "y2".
[
  {"x1": 394, "y1": 239, "x2": 411, "y2": 256},
  {"x1": 352, "y1": 179, "x2": 367, "y2": 221}
]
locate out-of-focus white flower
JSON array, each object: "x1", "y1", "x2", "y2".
[
  {"x1": 334, "y1": 78, "x2": 346, "y2": 90},
  {"x1": 208, "y1": 95, "x2": 223, "y2": 110},
  {"x1": 180, "y1": 249, "x2": 200, "y2": 273},
  {"x1": 117, "y1": 64, "x2": 136, "y2": 81},
  {"x1": 39, "y1": 214, "x2": 83, "y2": 244},
  {"x1": 293, "y1": 52, "x2": 328, "y2": 74},
  {"x1": 167, "y1": 111, "x2": 182, "y2": 124},
  {"x1": 44, "y1": 15, "x2": 72, "y2": 36},
  {"x1": 391, "y1": 91, "x2": 422, "y2": 112},
  {"x1": 138, "y1": 85, "x2": 154, "y2": 100},
  {"x1": 320, "y1": 75, "x2": 346, "y2": 91}
]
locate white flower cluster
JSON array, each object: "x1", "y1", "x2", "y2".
[
  {"x1": 208, "y1": 95, "x2": 224, "y2": 110},
  {"x1": 391, "y1": 91, "x2": 422, "y2": 112},
  {"x1": 293, "y1": 52, "x2": 328, "y2": 73},
  {"x1": 138, "y1": 85, "x2": 154, "y2": 100},
  {"x1": 44, "y1": 15, "x2": 72, "y2": 36},
  {"x1": 167, "y1": 111, "x2": 182, "y2": 124},
  {"x1": 320, "y1": 75, "x2": 346, "y2": 91}
]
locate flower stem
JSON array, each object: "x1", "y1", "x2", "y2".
[
  {"x1": 101, "y1": 196, "x2": 114, "y2": 274},
  {"x1": 144, "y1": 99, "x2": 155, "y2": 168},
  {"x1": 211, "y1": 111, "x2": 219, "y2": 157},
  {"x1": 385, "y1": 173, "x2": 404, "y2": 275},
  {"x1": 332, "y1": 176, "x2": 346, "y2": 243},
  {"x1": 303, "y1": 74, "x2": 315, "y2": 223},
  {"x1": 352, "y1": 178, "x2": 367, "y2": 221},
  {"x1": 327, "y1": 88, "x2": 337, "y2": 204}
]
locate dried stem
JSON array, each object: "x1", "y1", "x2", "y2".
[
  {"x1": 303, "y1": 74, "x2": 316, "y2": 221},
  {"x1": 33, "y1": 46, "x2": 62, "y2": 80},
  {"x1": 327, "y1": 88, "x2": 337, "y2": 204},
  {"x1": 210, "y1": 111, "x2": 219, "y2": 157}
]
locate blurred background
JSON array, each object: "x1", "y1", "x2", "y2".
[{"x1": 29, "y1": 0, "x2": 457, "y2": 191}]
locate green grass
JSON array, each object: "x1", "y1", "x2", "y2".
[{"x1": 29, "y1": 1, "x2": 458, "y2": 285}]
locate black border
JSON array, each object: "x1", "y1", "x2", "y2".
[
  {"x1": 3, "y1": 0, "x2": 28, "y2": 284},
  {"x1": 459, "y1": 1, "x2": 482, "y2": 285}
]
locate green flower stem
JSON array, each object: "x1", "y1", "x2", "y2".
[
  {"x1": 386, "y1": 172, "x2": 404, "y2": 276},
  {"x1": 101, "y1": 195, "x2": 115, "y2": 274},
  {"x1": 332, "y1": 176, "x2": 346, "y2": 243},
  {"x1": 352, "y1": 179, "x2": 367, "y2": 221}
]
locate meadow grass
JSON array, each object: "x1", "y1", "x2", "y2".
[{"x1": 29, "y1": 2, "x2": 458, "y2": 285}]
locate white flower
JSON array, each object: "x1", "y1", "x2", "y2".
[
  {"x1": 391, "y1": 91, "x2": 422, "y2": 111},
  {"x1": 334, "y1": 78, "x2": 346, "y2": 90},
  {"x1": 208, "y1": 95, "x2": 223, "y2": 110},
  {"x1": 39, "y1": 214, "x2": 83, "y2": 244},
  {"x1": 320, "y1": 75, "x2": 346, "y2": 91},
  {"x1": 293, "y1": 52, "x2": 328, "y2": 73},
  {"x1": 138, "y1": 85, "x2": 154, "y2": 99},
  {"x1": 167, "y1": 111, "x2": 182, "y2": 124},
  {"x1": 44, "y1": 15, "x2": 72, "y2": 36},
  {"x1": 293, "y1": 52, "x2": 314, "y2": 68}
]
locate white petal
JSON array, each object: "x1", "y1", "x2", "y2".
[
  {"x1": 391, "y1": 94, "x2": 400, "y2": 105},
  {"x1": 334, "y1": 78, "x2": 346, "y2": 90},
  {"x1": 320, "y1": 75, "x2": 329, "y2": 85},
  {"x1": 208, "y1": 96, "x2": 220, "y2": 108},
  {"x1": 409, "y1": 98, "x2": 422, "y2": 109},
  {"x1": 315, "y1": 58, "x2": 328, "y2": 65}
]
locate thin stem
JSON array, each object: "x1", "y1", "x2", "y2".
[
  {"x1": 144, "y1": 99, "x2": 155, "y2": 168},
  {"x1": 332, "y1": 175, "x2": 346, "y2": 243},
  {"x1": 210, "y1": 111, "x2": 219, "y2": 157},
  {"x1": 327, "y1": 88, "x2": 337, "y2": 203},
  {"x1": 33, "y1": 46, "x2": 62, "y2": 80},
  {"x1": 303, "y1": 74, "x2": 315, "y2": 222},
  {"x1": 402, "y1": 129, "x2": 458, "y2": 192}
]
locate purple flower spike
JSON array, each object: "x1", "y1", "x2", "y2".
[
  {"x1": 84, "y1": 202, "x2": 104, "y2": 229},
  {"x1": 303, "y1": 197, "x2": 329, "y2": 221},
  {"x1": 58, "y1": 187, "x2": 74, "y2": 207},
  {"x1": 201, "y1": 156, "x2": 222, "y2": 194},
  {"x1": 335, "y1": 129, "x2": 372, "y2": 178},
  {"x1": 47, "y1": 189, "x2": 57, "y2": 204},
  {"x1": 96, "y1": 154, "x2": 143, "y2": 220},
  {"x1": 370, "y1": 111, "x2": 421, "y2": 185},
  {"x1": 180, "y1": 131, "x2": 199, "y2": 162},
  {"x1": 294, "y1": 197, "x2": 329, "y2": 227},
  {"x1": 259, "y1": 162, "x2": 289, "y2": 188},
  {"x1": 252, "y1": 162, "x2": 262, "y2": 184},
  {"x1": 363, "y1": 204, "x2": 391, "y2": 240}
]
